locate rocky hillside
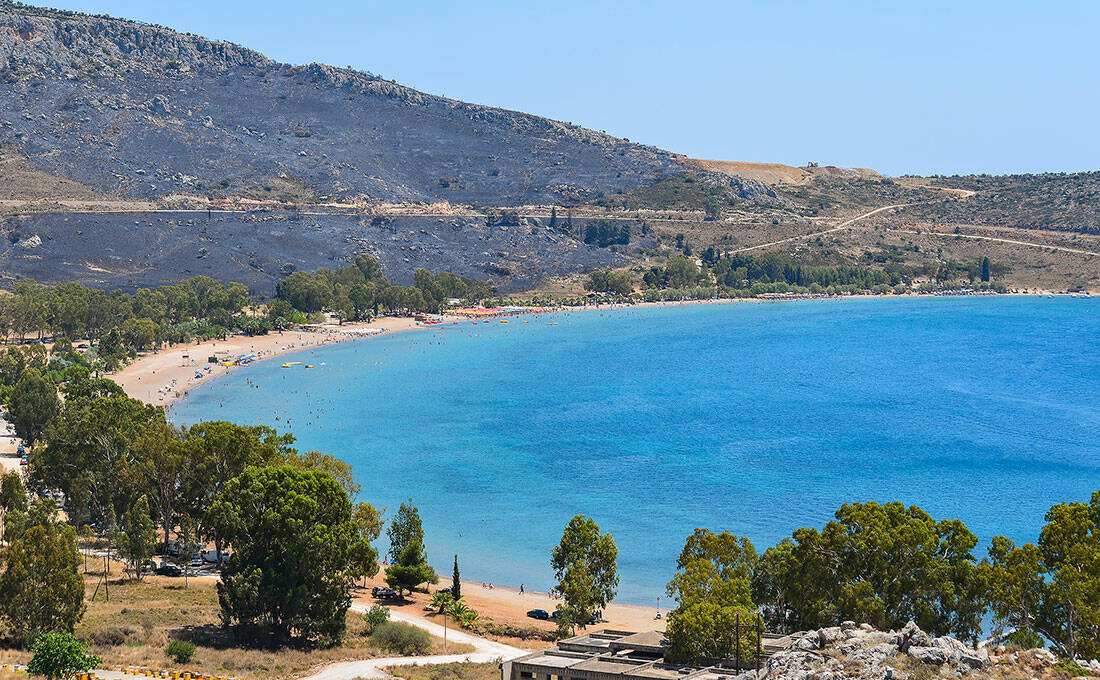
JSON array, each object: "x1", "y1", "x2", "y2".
[
  {"x1": 916, "y1": 173, "x2": 1100, "y2": 234},
  {"x1": 0, "y1": 1, "x2": 688, "y2": 205},
  {"x1": 2, "y1": 3, "x2": 1096, "y2": 294},
  {"x1": 765, "y1": 621, "x2": 1097, "y2": 680},
  {"x1": 1, "y1": 210, "x2": 636, "y2": 292}
]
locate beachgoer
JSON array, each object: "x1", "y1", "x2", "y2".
[{"x1": 519, "y1": 583, "x2": 524, "y2": 594}]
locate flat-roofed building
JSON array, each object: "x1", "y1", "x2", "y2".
[{"x1": 502, "y1": 629, "x2": 792, "y2": 680}]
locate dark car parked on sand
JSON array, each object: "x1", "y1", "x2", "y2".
[
  {"x1": 527, "y1": 608, "x2": 550, "y2": 620},
  {"x1": 548, "y1": 610, "x2": 602, "y2": 625},
  {"x1": 372, "y1": 586, "x2": 398, "y2": 599}
]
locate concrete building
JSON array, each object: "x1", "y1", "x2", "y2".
[{"x1": 502, "y1": 629, "x2": 792, "y2": 680}]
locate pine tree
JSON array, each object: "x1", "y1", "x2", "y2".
[
  {"x1": 384, "y1": 538, "x2": 437, "y2": 596},
  {"x1": 452, "y1": 554, "x2": 461, "y2": 601},
  {"x1": 549, "y1": 206, "x2": 558, "y2": 230},
  {"x1": 0, "y1": 523, "x2": 86, "y2": 645},
  {"x1": 117, "y1": 496, "x2": 156, "y2": 581},
  {"x1": 386, "y1": 502, "x2": 424, "y2": 562}
]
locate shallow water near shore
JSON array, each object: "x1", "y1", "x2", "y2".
[{"x1": 172, "y1": 297, "x2": 1100, "y2": 604}]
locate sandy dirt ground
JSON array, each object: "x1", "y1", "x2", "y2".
[
  {"x1": 0, "y1": 413, "x2": 21, "y2": 472},
  {"x1": 355, "y1": 572, "x2": 666, "y2": 638},
  {"x1": 110, "y1": 316, "x2": 428, "y2": 407}
]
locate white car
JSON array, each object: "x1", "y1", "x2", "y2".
[{"x1": 202, "y1": 549, "x2": 231, "y2": 563}]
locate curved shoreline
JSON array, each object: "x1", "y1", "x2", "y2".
[
  {"x1": 110, "y1": 316, "x2": 431, "y2": 408},
  {"x1": 113, "y1": 292, "x2": 1054, "y2": 410},
  {"x1": 123, "y1": 292, "x2": 1092, "y2": 617}
]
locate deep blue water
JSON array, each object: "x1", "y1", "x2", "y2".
[{"x1": 172, "y1": 297, "x2": 1100, "y2": 605}]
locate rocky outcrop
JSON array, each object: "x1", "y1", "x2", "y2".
[
  {"x1": 767, "y1": 621, "x2": 1002, "y2": 680},
  {"x1": 0, "y1": 3, "x2": 270, "y2": 76}
]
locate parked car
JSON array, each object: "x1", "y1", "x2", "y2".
[
  {"x1": 202, "y1": 549, "x2": 231, "y2": 563},
  {"x1": 527, "y1": 609, "x2": 550, "y2": 620},
  {"x1": 190, "y1": 555, "x2": 204, "y2": 568},
  {"x1": 371, "y1": 586, "x2": 398, "y2": 599},
  {"x1": 156, "y1": 564, "x2": 182, "y2": 577},
  {"x1": 549, "y1": 610, "x2": 599, "y2": 624}
]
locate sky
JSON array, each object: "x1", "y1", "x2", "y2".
[{"x1": 34, "y1": 1, "x2": 1100, "y2": 176}]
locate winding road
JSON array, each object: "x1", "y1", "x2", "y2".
[
  {"x1": 298, "y1": 605, "x2": 528, "y2": 680},
  {"x1": 732, "y1": 203, "x2": 907, "y2": 254},
  {"x1": 887, "y1": 228, "x2": 1100, "y2": 257}
]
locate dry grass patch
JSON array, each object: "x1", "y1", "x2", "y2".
[
  {"x1": 0, "y1": 149, "x2": 103, "y2": 201},
  {"x1": 0, "y1": 562, "x2": 463, "y2": 680},
  {"x1": 388, "y1": 661, "x2": 502, "y2": 680}
]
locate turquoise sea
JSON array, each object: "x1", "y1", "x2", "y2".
[{"x1": 172, "y1": 297, "x2": 1100, "y2": 605}]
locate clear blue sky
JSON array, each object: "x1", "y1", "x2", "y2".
[{"x1": 36, "y1": 1, "x2": 1100, "y2": 176}]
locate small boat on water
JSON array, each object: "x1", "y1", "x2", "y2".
[
  {"x1": 500, "y1": 319, "x2": 509, "y2": 324},
  {"x1": 282, "y1": 361, "x2": 302, "y2": 368}
]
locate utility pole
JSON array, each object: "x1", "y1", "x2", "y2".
[
  {"x1": 735, "y1": 612, "x2": 740, "y2": 669},
  {"x1": 756, "y1": 615, "x2": 762, "y2": 677}
]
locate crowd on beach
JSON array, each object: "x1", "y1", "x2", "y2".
[{"x1": 116, "y1": 324, "x2": 403, "y2": 407}]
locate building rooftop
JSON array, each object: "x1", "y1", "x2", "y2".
[
  {"x1": 608, "y1": 631, "x2": 668, "y2": 655},
  {"x1": 504, "y1": 627, "x2": 793, "y2": 680}
]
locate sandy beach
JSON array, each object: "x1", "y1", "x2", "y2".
[
  {"x1": 355, "y1": 572, "x2": 666, "y2": 638},
  {"x1": 110, "y1": 291, "x2": 1055, "y2": 410},
  {"x1": 110, "y1": 316, "x2": 429, "y2": 407}
]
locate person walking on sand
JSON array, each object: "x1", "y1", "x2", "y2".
[{"x1": 520, "y1": 583, "x2": 524, "y2": 595}]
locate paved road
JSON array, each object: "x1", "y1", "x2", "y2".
[{"x1": 298, "y1": 605, "x2": 527, "y2": 680}]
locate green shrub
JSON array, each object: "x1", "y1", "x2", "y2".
[
  {"x1": 1053, "y1": 659, "x2": 1094, "y2": 676},
  {"x1": 164, "y1": 640, "x2": 196, "y2": 664},
  {"x1": 371, "y1": 622, "x2": 431, "y2": 655},
  {"x1": 364, "y1": 605, "x2": 390, "y2": 634},
  {"x1": 1003, "y1": 629, "x2": 1044, "y2": 651},
  {"x1": 28, "y1": 633, "x2": 100, "y2": 680},
  {"x1": 475, "y1": 620, "x2": 557, "y2": 642}
]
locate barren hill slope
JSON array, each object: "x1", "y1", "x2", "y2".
[
  {"x1": 685, "y1": 159, "x2": 813, "y2": 184},
  {"x1": 0, "y1": 2, "x2": 690, "y2": 206},
  {"x1": 1, "y1": 3, "x2": 1096, "y2": 295}
]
